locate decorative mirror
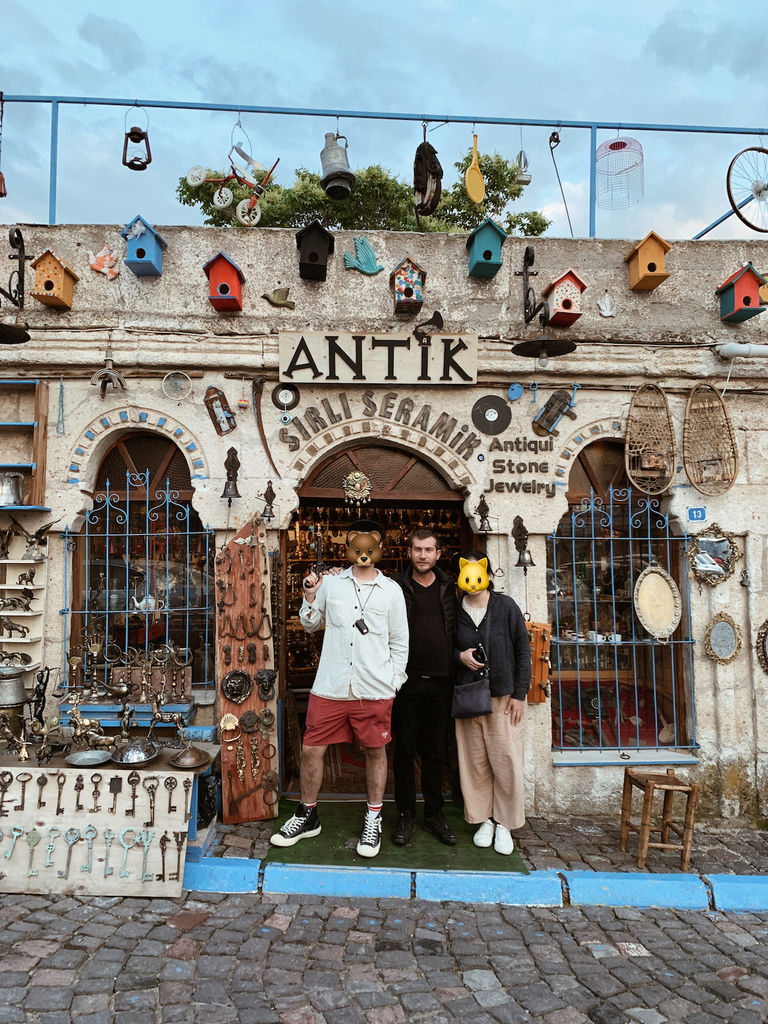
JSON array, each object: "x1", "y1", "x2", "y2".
[
  {"x1": 704, "y1": 612, "x2": 742, "y2": 664},
  {"x1": 687, "y1": 522, "x2": 742, "y2": 586},
  {"x1": 633, "y1": 565, "x2": 682, "y2": 641},
  {"x1": 756, "y1": 619, "x2": 768, "y2": 675}
]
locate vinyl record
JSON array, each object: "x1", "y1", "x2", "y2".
[{"x1": 471, "y1": 395, "x2": 511, "y2": 435}]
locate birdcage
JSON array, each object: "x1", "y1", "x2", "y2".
[{"x1": 595, "y1": 136, "x2": 644, "y2": 209}]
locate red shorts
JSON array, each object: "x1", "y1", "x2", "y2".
[{"x1": 304, "y1": 694, "x2": 394, "y2": 748}]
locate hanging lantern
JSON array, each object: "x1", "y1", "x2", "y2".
[
  {"x1": 320, "y1": 132, "x2": 355, "y2": 199},
  {"x1": 595, "y1": 136, "x2": 643, "y2": 209},
  {"x1": 515, "y1": 149, "x2": 531, "y2": 186},
  {"x1": 122, "y1": 107, "x2": 152, "y2": 171}
]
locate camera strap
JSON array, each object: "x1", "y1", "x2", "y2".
[{"x1": 351, "y1": 576, "x2": 375, "y2": 621}]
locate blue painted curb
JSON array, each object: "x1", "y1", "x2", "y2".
[
  {"x1": 708, "y1": 874, "x2": 768, "y2": 912},
  {"x1": 183, "y1": 856, "x2": 261, "y2": 893},
  {"x1": 262, "y1": 862, "x2": 412, "y2": 898},
  {"x1": 564, "y1": 870, "x2": 709, "y2": 909},
  {"x1": 415, "y1": 869, "x2": 562, "y2": 905}
]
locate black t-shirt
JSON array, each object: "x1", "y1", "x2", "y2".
[{"x1": 407, "y1": 576, "x2": 450, "y2": 678}]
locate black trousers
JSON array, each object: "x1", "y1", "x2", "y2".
[{"x1": 392, "y1": 675, "x2": 452, "y2": 818}]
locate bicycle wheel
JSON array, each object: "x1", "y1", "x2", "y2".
[{"x1": 726, "y1": 147, "x2": 768, "y2": 232}]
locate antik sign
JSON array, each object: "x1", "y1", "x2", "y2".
[{"x1": 279, "y1": 332, "x2": 477, "y2": 385}]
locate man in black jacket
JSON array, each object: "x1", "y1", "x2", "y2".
[{"x1": 391, "y1": 528, "x2": 457, "y2": 846}]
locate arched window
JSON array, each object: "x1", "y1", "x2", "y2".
[
  {"x1": 66, "y1": 433, "x2": 215, "y2": 692},
  {"x1": 547, "y1": 440, "x2": 695, "y2": 754}
]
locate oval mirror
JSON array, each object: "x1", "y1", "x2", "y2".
[
  {"x1": 687, "y1": 522, "x2": 742, "y2": 586},
  {"x1": 704, "y1": 612, "x2": 742, "y2": 664},
  {"x1": 633, "y1": 565, "x2": 682, "y2": 640}
]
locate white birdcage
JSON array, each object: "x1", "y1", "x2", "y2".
[{"x1": 595, "y1": 136, "x2": 644, "y2": 209}]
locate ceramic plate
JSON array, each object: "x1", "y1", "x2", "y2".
[{"x1": 633, "y1": 565, "x2": 682, "y2": 640}]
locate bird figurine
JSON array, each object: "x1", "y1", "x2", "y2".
[
  {"x1": 343, "y1": 236, "x2": 383, "y2": 275},
  {"x1": 124, "y1": 220, "x2": 146, "y2": 241},
  {"x1": 87, "y1": 243, "x2": 120, "y2": 280},
  {"x1": 262, "y1": 287, "x2": 296, "y2": 310},
  {"x1": 7, "y1": 514, "x2": 62, "y2": 560}
]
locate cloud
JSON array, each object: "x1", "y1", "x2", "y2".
[
  {"x1": 645, "y1": 10, "x2": 768, "y2": 77},
  {"x1": 77, "y1": 14, "x2": 147, "y2": 72}
]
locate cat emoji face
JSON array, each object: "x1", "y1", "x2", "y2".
[{"x1": 458, "y1": 557, "x2": 490, "y2": 594}]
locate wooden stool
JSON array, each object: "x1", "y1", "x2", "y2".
[{"x1": 619, "y1": 767, "x2": 699, "y2": 870}]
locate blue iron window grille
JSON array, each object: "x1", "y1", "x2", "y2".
[
  {"x1": 62, "y1": 469, "x2": 215, "y2": 692},
  {"x1": 548, "y1": 486, "x2": 695, "y2": 752}
]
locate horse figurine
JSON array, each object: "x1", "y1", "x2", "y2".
[
  {"x1": 68, "y1": 694, "x2": 105, "y2": 748},
  {"x1": 147, "y1": 691, "x2": 186, "y2": 745}
]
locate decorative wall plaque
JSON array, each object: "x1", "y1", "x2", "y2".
[
  {"x1": 633, "y1": 565, "x2": 682, "y2": 641},
  {"x1": 704, "y1": 612, "x2": 742, "y2": 664}
]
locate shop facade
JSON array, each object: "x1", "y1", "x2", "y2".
[{"x1": 1, "y1": 223, "x2": 768, "y2": 831}]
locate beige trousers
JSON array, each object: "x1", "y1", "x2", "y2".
[{"x1": 455, "y1": 696, "x2": 526, "y2": 830}]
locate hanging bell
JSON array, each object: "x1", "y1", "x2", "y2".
[
  {"x1": 122, "y1": 125, "x2": 152, "y2": 171},
  {"x1": 320, "y1": 132, "x2": 355, "y2": 199}
]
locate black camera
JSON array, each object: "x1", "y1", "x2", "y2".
[
  {"x1": 474, "y1": 642, "x2": 487, "y2": 664},
  {"x1": 354, "y1": 618, "x2": 369, "y2": 635}
]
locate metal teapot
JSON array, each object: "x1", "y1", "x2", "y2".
[{"x1": 0, "y1": 471, "x2": 23, "y2": 506}]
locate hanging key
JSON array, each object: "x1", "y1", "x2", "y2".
[
  {"x1": 142, "y1": 776, "x2": 159, "y2": 828},
  {"x1": 126, "y1": 771, "x2": 140, "y2": 816},
  {"x1": 89, "y1": 773, "x2": 102, "y2": 814},
  {"x1": 182, "y1": 777, "x2": 192, "y2": 821},
  {"x1": 169, "y1": 830, "x2": 185, "y2": 881},
  {"x1": 119, "y1": 828, "x2": 138, "y2": 878},
  {"x1": 80, "y1": 824, "x2": 97, "y2": 873},
  {"x1": 238, "y1": 546, "x2": 247, "y2": 580},
  {"x1": 139, "y1": 830, "x2": 154, "y2": 882},
  {"x1": 74, "y1": 774, "x2": 85, "y2": 812},
  {"x1": 13, "y1": 771, "x2": 32, "y2": 812},
  {"x1": 108, "y1": 775, "x2": 123, "y2": 814},
  {"x1": 0, "y1": 771, "x2": 13, "y2": 817},
  {"x1": 103, "y1": 828, "x2": 115, "y2": 877},
  {"x1": 164, "y1": 777, "x2": 177, "y2": 813},
  {"x1": 156, "y1": 830, "x2": 169, "y2": 881},
  {"x1": 26, "y1": 828, "x2": 41, "y2": 877},
  {"x1": 45, "y1": 826, "x2": 61, "y2": 867},
  {"x1": 58, "y1": 828, "x2": 80, "y2": 880},
  {"x1": 54, "y1": 772, "x2": 66, "y2": 815},
  {"x1": 36, "y1": 774, "x2": 48, "y2": 809},
  {"x1": 5, "y1": 825, "x2": 24, "y2": 861}
]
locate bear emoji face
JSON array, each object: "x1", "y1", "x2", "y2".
[
  {"x1": 458, "y1": 556, "x2": 490, "y2": 594},
  {"x1": 345, "y1": 529, "x2": 383, "y2": 566}
]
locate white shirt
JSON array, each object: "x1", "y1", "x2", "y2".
[{"x1": 299, "y1": 567, "x2": 409, "y2": 700}]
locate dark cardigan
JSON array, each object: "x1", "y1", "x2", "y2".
[{"x1": 453, "y1": 590, "x2": 531, "y2": 701}]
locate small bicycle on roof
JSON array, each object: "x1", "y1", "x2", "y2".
[{"x1": 187, "y1": 144, "x2": 279, "y2": 226}]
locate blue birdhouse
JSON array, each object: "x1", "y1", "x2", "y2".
[
  {"x1": 119, "y1": 215, "x2": 168, "y2": 278},
  {"x1": 466, "y1": 218, "x2": 507, "y2": 279},
  {"x1": 715, "y1": 263, "x2": 767, "y2": 323}
]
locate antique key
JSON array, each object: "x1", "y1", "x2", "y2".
[
  {"x1": 103, "y1": 828, "x2": 115, "y2": 877},
  {"x1": 169, "y1": 830, "x2": 185, "y2": 881},
  {"x1": 126, "y1": 771, "x2": 140, "y2": 816},
  {"x1": 139, "y1": 830, "x2": 154, "y2": 882},
  {"x1": 156, "y1": 830, "x2": 169, "y2": 881},
  {"x1": 14, "y1": 771, "x2": 32, "y2": 812},
  {"x1": 45, "y1": 826, "x2": 61, "y2": 867},
  {"x1": 0, "y1": 771, "x2": 13, "y2": 817},
  {"x1": 26, "y1": 828, "x2": 41, "y2": 876},
  {"x1": 108, "y1": 776, "x2": 123, "y2": 814},
  {"x1": 142, "y1": 776, "x2": 159, "y2": 828},
  {"x1": 119, "y1": 828, "x2": 138, "y2": 878},
  {"x1": 74, "y1": 774, "x2": 85, "y2": 812},
  {"x1": 5, "y1": 825, "x2": 23, "y2": 861},
  {"x1": 164, "y1": 777, "x2": 177, "y2": 813},
  {"x1": 55, "y1": 772, "x2": 66, "y2": 815},
  {"x1": 36, "y1": 774, "x2": 47, "y2": 809},
  {"x1": 58, "y1": 828, "x2": 80, "y2": 880},
  {"x1": 182, "y1": 778, "x2": 192, "y2": 821},
  {"x1": 80, "y1": 824, "x2": 97, "y2": 873},
  {"x1": 90, "y1": 773, "x2": 102, "y2": 813}
]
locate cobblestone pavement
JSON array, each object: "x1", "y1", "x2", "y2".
[{"x1": 3, "y1": 890, "x2": 768, "y2": 1024}]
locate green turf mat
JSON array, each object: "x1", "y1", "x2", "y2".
[{"x1": 263, "y1": 801, "x2": 528, "y2": 873}]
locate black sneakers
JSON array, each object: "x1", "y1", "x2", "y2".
[
  {"x1": 270, "y1": 803, "x2": 321, "y2": 847},
  {"x1": 423, "y1": 811, "x2": 458, "y2": 846},
  {"x1": 391, "y1": 812, "x2": 416, "y2": 847},
  {"x1": 356, "y1": 812, "x2": 382, "y2": 858}
]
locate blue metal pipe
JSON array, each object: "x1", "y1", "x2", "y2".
[
  {"x1": 48, "y1": 99, "x2": 58, "y2": 226},
  {"x1": 692, "y1": 196, "x2": 753, "y2": 239},
  {"x1": 589, "y1": 125, "x2": 597, "y2": 238}
]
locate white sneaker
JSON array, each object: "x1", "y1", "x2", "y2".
[
  {"x1": 356, "y1": 812, "x2": 382, "y2": 858},
  {"x1": 473, "y1": 819, "x2": 495, "y2": 848},
  {"x1": 494, "y1": 825, "x2": 515, "y2": 855}
]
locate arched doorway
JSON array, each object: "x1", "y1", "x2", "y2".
[
  {"x1": 279, "y1": 441, "x2": 474, "y2": 794},
  {"x1": 547, "y1": 439, "x2": 695, "y2": 753}
]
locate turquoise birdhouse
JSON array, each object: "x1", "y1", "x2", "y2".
[
  {"x1": 119, "y1": 215, "x2": 168, "y2": 277},
  {"x1": 466, "y1": 218, "x2": 507, "y2": 279},
  {"x1": 715, "y1": 263, "x2": 767, "y2": 323}
]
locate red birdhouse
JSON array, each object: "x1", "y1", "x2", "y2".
[
  {"x1": 203, "y1": 252, "x2": 246, "y2": 312},
  {"x1": 715, "y1": 263, "x2": 767, "y2": 324},
  {"x1": 542, "y1": 269, "x2": 587, "y2": 327}
]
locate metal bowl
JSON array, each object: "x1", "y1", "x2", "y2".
[
  {"x1": 110, "y1": 737, "x2": 161, "y2": 767},
  {"x1": 169, "y1": 744, "x2": 211, "y2": 771},
  {"x1": 65, "y1": 749, "x2": 112, "y2": 767}
]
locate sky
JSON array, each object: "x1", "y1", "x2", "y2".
[{"x1": 1, "y1": 0, "x2": 767, "y2": 241}]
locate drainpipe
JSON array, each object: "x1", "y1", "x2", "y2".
[{"x1": 716, "y1": 342, "x2": 768, "y2": 359}]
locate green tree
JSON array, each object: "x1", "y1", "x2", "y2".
[{"x1": 176, "y1": 148, "x2": 549, "y2": 235}]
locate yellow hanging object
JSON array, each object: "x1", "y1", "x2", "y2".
[{"x1": 465, "y1": 134, "x2": 485, "y2": 204}]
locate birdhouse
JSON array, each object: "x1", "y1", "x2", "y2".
[
  {"x1": 715, "y1": 263, "x2": 767, "y2": 323},
  {"x1": 390, "y1": 257, "x2": 426, "y2": 315},
  {"x1": 624, "y1": 231, "x2": 671, "y2": 291},
  {"x1": 203, "y1": 252, "x2": 245, "y2": 312},
  {"x1": 466, "y1": 218, "x2": 507, "y2": 279},
  {"x1": 295, "y1": 220, "x2": 335, "y2": 282},
  {"x1": 29, "y1": 249, "x2": 79, "y2": 310},
  {"x1": 542, "y1": 269, "x2": 587, "y2": 327},
  {"x1": 119, "y1": 215, "x2": 168, "y2": 277}
]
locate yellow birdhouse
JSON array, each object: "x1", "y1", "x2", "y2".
[
  {"x1": 30, "y1": 249, "x2": 80, "y2": 309},
  {"x1": 624, "y1": 231, "x2": 671, "y2": 292}
]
